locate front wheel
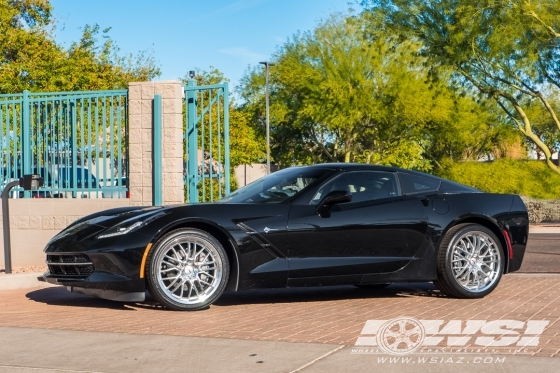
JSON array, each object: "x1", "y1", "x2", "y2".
[
  {"x1": 146, "y1": 228, "x2": 229, "y2": 311},
  {"x1": 434, "y1": 224, "x2": 504, "y2": 298}
]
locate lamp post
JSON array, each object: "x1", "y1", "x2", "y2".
[{"x1": 259, "y1": 61, "x2": 274, "y2": 174}]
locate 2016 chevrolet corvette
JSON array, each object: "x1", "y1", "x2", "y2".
[{"x1": 39, "y1": 164, "x2": 529, "y2": 311}]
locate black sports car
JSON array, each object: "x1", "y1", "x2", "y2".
[{"x1": 40, "y1": 164, "x2": 529, "y2": 311}]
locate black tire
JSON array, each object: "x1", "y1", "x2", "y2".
[
  {"x1": 434, "y1": 223, "x2": 504, "y2": 298},
  {"x1": 145, "y1": 228, "x2": 229, "y2": 311},
  {"x1": 355, "y1": 284, "x2": 391, "y2": 289}
]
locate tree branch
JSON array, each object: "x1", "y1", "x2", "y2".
[
  {"x1": 309, "y1": 127, "x2": 337, "y2": 162},
  {"x1": 535, "y1": 91, "x2": 560, "y2": 133}
]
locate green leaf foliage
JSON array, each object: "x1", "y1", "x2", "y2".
[
  {"x1": 0, "y1": 0, "x2": 160, "y2": 93},
  {"x1": 364, "y1": 0, "x2": 560, "y2": 175},
  {"x1": 437, "y1": 159, "x2": 560, "y2": 199},
  {"x1": 238, "y1": 13, "x2": 516, "y2": 170}
]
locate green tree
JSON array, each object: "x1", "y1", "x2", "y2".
[
  {"x1": 239, "y1": 13, "x2": 513, "y2": 170},
  {"x1": 365, "y1": 0, "x2": 560, "y2": 175},
  {"x1": 0, "y1": 0, "x2": 160, "y2": 93}
]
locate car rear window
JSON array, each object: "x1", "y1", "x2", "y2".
[{"x1": 398, "y1": 172, "x2": 441, "y2": 195}]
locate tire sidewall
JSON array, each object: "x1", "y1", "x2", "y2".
[
  {"x1": 146, "y1": 228, "x2": 229, "y2": 311},
  {"x1": 444, "y1": 225, "x2": 504, "y2": 298}
]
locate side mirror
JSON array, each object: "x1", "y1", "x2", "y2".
[{"x1": 315, "y1": 190, "x2": 352, "y2": 216}]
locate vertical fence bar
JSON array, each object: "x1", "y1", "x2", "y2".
[
  {"x1": 153, "y1": 94, "x2": 163, "y2": 206},
  {"x1": 87, "y1": 98, "x2": 92, "y2": 192},
  {"x1": 217, "y1": 89, "x2": 222, "y2": 198},
  {"x1": 117, "y1": 95, "x2": 123, "y2": 194},
  {"x1": 209, "y1": 90, "x2": 213, "y2": 202},
  {"x1": 0, "y1": 106, "x2": 3, "y2": 182},
  {"x1": 223, "y1": 82, "x2": 230, "y2": 195},
  {"x1": 22, "y1": 90, "x2": 30, "y2": 197},
  {"x1": 80, "y1": 98, "x2": 86, "y2": 195},
  {"x1": 102, "y1": 97, "x2": 107, "y2": 190},
  {"x1": 71, "y1": 99, "x2": 77, "y2": 198},
  {"x1": 200, "y1": 90, "x2": 205, "y2": 202},
  {"x1": 109, "y1": 95, "x2": 115, "y2": 191},
  {"x1": 187, "y1": 80, "x2": 198, "y2": 203}
]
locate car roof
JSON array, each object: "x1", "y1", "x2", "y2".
[
  {"x1": 297, "y1": 163, "x2": 478, "y2": 192},
  {"x1": 300, "y1": 163, "x2": 398, "y2": 172}
]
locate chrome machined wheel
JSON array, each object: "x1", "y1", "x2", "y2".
[
  {"x1": 434, "y1": 223, "x2": 505, "y2": 299},
  {"x1": 449, "y1": 230, "x2": 502, "y2": 293},
  {"x1": 146, "y1": 228, "x2": 229, "y2": 310},
  {"x1": 155, "y1": 235, "x2": 223, "y2": 305}
]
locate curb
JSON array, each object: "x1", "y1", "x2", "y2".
[
  {"x1": 530, "y1": 226, "x2": 560, "y2": 234},
  {"x1": 0, "y1": 272, "x2": 56, "y2": 291}
]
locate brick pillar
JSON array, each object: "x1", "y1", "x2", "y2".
[{"x1": 128, "y1": 81, "x2": 184, "y2": 206}]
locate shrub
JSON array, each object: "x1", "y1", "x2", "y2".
[{"x1": 436, "y1": 159, "x2": 560, "y2": 200}]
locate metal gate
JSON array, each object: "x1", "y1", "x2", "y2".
[
  {"x1": 184, "y1": 81, "x2": 230, "y2": 203},
  {"x1": 0, "y1": 90, "x2": 128, "y2": 198}
]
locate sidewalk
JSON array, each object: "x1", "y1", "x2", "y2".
[
  {"x1": 0, "y1": 327, "x2": 557, "y2": 373},
  {"x1": 0, "y1": 272, "x2": 53, "y2": 291}
]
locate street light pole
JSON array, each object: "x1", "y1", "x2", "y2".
[{"x1": 259, "y1": 61, "x2": 274, "y2": 174}]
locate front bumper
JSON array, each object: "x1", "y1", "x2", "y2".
[{"x1": 39, "y1": 271, "x2": 146, "y2": 301}]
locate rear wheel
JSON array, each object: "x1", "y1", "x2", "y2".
[
  {"x1": 146, "y1": 228, "x2": 229, "y2": 311},
  {"x1": 434, "y1": 224, "x2": 504, "y2": 298}
]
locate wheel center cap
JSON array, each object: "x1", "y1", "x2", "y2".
[{"x1": 182, "y1": 265, "x2": 195, "y2": 278}]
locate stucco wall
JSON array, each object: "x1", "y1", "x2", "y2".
[{"x1": 0, "y1": 199, "x2": 131, "y2": 268}]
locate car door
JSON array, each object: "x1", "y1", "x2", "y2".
[{"x1": 286, "y1": 170, "x2": 429, "y2": 285}]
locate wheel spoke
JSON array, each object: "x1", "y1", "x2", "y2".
[
  {"x1": 165, "y1": 276, "x2": 180, "y2": 290},
  {"x1": 199, "y1": 271, "x2": 215, "y2": 278},
  {"x1": 191, "y1": 281, "x2": 200, "y2": 298},
  {"x1": 186, "y1": 281, "x2": 193, "y2": 300},
  {"x1": 163, "y1": 255, "x2": 180, "y2": 264},
  {"x1": 198, "y1": 278, "x2": 213, "y2": 287}
]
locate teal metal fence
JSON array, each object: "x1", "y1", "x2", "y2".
[
  {"x1": 184, "y1": 81, "x2": 230, "y2": 203},
  {"x1": 0, "y1": 90, "x2": 129, "y2": 198}
]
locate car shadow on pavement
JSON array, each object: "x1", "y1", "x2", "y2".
[
  {"x1": 25, "y1": 286, "x2": 146, "y2": 311},
  {"x1": 212, "y1": 282, "x2": 444, "y2": 307},
  {"x1": 25, "y1": 282, "x2": 445, "y2": 311}
]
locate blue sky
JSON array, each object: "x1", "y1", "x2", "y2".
[{"x1": 50, "y1": 0, "x2": 356, "y2": 91}]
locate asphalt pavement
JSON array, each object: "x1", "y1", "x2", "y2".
[{"x1": 519, "y1": 233, "x2": 560, "y2": 272}]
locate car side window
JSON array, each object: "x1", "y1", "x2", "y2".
[
  {"x1": 398, "y1": 173, "x2": 441, "y2": 195},
  {"x1": 310, "y1": 171, "x2": 401, "y2": 205}
]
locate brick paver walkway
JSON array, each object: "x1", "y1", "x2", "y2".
[{"x1": 0, "y1": 274, "x2": 559, "y2": 357}]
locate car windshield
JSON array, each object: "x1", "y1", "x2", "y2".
[{"x1": 219, "y1": 167, "x2": 334, "y2": 204}]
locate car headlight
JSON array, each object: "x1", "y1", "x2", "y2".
[{"x1": 97, "y1": 211, "x2": 168, "y2": 239}]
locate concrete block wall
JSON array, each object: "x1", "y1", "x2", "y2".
[
  {"x1": 0, "y1": 199, "x2": 130, "y2": 268},
  {"x1": 128, "y1": 81, "x2": 184, "y2": 206}
]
